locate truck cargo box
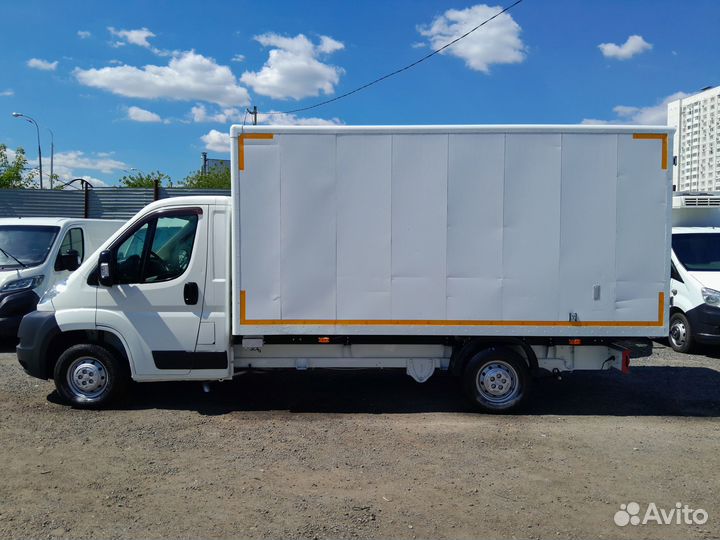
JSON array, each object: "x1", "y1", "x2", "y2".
[{"x1": 231, "y1": 125, "x2": 672, "y2": 337}]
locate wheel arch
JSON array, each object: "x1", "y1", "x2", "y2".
[
  {"x1": 670, "y1": 305, "x2": 684, "y2": 317},
  {"x1": 450, "y1": 337, "x2": 538, "y2": 377},
  {"x1": 45, "y1": 328, "x2": 133, "y2": 379}
]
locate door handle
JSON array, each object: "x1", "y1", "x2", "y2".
[{"x1": 184, "y1": 282, "x2": 199, "y2": 305}]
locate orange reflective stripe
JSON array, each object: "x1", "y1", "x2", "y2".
[
  {"x1": 240, "y1": 291, "x2": 665, "y2": 327},
  {"x1": 238, "y1": 133, "x2": 274, "y2": 171},
  {"x1": 633, "y1": 133, "x2": 668, "y2": 170}
]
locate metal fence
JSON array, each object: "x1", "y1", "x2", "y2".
[{"x1": 0, "y1": 188, "x2": 231, "y2": 220}]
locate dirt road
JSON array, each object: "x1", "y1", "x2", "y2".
[{"x1": 0, "y1": 341, "x2": 718, "y2": 539}]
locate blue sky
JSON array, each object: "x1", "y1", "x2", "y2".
[{"x1": 0, "y1": 0, "x2": 718, "y2": 186}]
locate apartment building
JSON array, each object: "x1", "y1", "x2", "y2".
[{"x1": 668, "y1": 86, "x2": 720, "y2": 192}]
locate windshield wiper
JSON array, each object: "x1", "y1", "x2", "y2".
[{"x1": 0, "y1": 247, "x2": 27, "y2": 268}]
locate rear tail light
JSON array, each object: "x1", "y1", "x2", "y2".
[{"x1": 621, "y1": 350, "x2": 631, "y2": 374}]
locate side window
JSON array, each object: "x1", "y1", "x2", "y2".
[
  {"x1": 115, "y1": 223, "x2": 149, "y2": 284},
  {"x1": 144, "y1": 214, "x2": 198, "y2": 283},
  {"x1": 55, "y1": 227, "x2": 84, "y2": 271},
  {"x1": 671, "y1": 261, "x2": 684, "y2": 283},
  {"x1": 112, "y1": 212, "x2": 199, "y2": 285}
]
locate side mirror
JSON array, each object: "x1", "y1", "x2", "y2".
[
  {"x1": 57, "y1": 250, "x2": 81, "y2": 272},
  {"x1": 98, "y1": 250, "x2": 115, "y2": 287}
]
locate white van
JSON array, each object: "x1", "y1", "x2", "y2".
[
  {"x1": 0, "y1": 218, "x2": 123, "y2": 338},
  {"x1": 16, "y1": 125, "x2": 672, "y2": 412},
  {"x1": 668, "y1": 193, "x2": 720, "y2": 352}
]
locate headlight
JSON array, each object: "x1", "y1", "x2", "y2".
[
  {"x1": 702, "y1": 287, "x2": 720, "y2": 306},
  {"x1": 0, "y1": 275, "x2": 44, "y2": 292},
  {"x1": 39, "y1": 279, "x2": 67, "y2": 304}
]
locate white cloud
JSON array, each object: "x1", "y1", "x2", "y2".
[
  {"x1": 22, "y1": 150, "x2": 126, "y2": 186},
  {"x1": 127, "y1": 105, "x2": 163, "y2": 123},
  {"x1": 52, "y1": 150, "x2": 129, "y2": 174},
  {"x1": 316, "y1": 36, "x2": 344, "y2": 54},
  {"x1": 201, "y1": 129, "x2": 230, "y2": 153},
  {"x1": 257, "y1": 111, "x2": 342, "y2": 126},
  {"x1": 417, "y1": 4, "x2": 525, "y2": 73},
  {"x1": 107, "y1": 26, "x2": 173, "y2": 56},
  {"x1": 27, "y1": 58, "x2": 58, "y2": 71},
  {"x1": 191, "y1": 104, "x2": 342, "y2": 126},
  {"x1": 581, "y1": 91, "x2": 689, "y2": 125},
  {"x1": 241, "y1": 33, "x2": 344, "y2": 100},
  {"x1": 56, "y1": 175, "x2": 108, "y2": 189},
  {"x1": 231, "y1": 54, "x2": 245, "y2": 63},
  {"x1": 108, "y1": 26, "x2": 155, "y2": 48},
  {"x1": 74, "y1": 50, "x2": 250, "y2": 106},
  {"x1": 77, "y1": 30, "x2": 91, "y2": 39},
  {"x1": 191, "y1": 104, "x2": 243, "y2": 123},
  {"x1": 598, "y1": 35, "x2": 652, "y2": 60},
  {"x1": 0, "y1": 89, "x2": 13, "y2": 97}
]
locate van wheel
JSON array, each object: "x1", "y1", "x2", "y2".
[
  {"x1": 463, "y1": 348, "x2": 530, "y2": 413},
  {"x1": 53, "y1": 344, "x2": 129, "y2": 408},
  {"x1": 669, "y1": 312, "x2": 694, "y2": 353}
]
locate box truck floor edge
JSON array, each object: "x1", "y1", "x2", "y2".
[{"x1": 15, "y1": 124, "x2": 672, "y2": 413}]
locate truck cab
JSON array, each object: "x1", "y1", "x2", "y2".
[
  {"x1": 0, "y1": 217, "x2": 123, "y2": 338},
  {"x1": 669, "y1": 194, "x2": 720, "y2": 352}
]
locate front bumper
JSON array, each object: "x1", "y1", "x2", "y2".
[
  {"x1": 686, "y1": 304, "x2": 720, "y2": 344},
  {"x1": 16, "y1": 310, "x2": 60, "y2": 380}
]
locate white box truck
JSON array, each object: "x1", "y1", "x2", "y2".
[
  {"x1": 668, "y1": 193, "x2": 720, "y2": 352},
  {"x1": 0, "y1": 218, "x2": 123, "y2": 338},
  {"x1": 17, "y1": 125, "x2": 673, "y2": 412}
]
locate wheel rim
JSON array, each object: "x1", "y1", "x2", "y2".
[
  {"x1": 670, "y1": 319, "x2": 687, "y2": 349},
  {"x1": 476, "y1": 361, "x2": 520, "y2": 405},
  {"x1": 66, "y1": 356, "x2": 109, "y2": 400}
]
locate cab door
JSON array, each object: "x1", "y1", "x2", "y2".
[{"x1": 96, "y1": 206, "x2": 226, "y2": 377}]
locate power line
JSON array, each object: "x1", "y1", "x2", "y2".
[{"x1": 267, "y1": 0, "x2": 524, "y2": 117}]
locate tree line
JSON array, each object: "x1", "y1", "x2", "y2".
[{"x1": 0, "y1": 144, "x2": 230, "y2": 189}]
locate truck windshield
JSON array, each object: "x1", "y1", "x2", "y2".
[
  {"x1": 673, "y1": 233, "x2": 720, "y2": 271},
  {"x1": 0, "y1": 225, "x2": 60, "y2": 268}
]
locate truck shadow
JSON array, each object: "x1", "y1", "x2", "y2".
[
  {"x1": 0, "y1": 339, "x2": 17, "y2": 353},
  {"x1": 67, "y1": 366, "x2": 720, "y2": 417}
]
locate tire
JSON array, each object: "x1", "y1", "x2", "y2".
[
  {"x1": 463, "y1": 347, "x2": 530, "y2": 413},
  {"x1": 669, "y1": 312, "x2": 694, "y2": 353},
  {"x1": 53, "y1": 344, "x2": 129, "y2": 408}
]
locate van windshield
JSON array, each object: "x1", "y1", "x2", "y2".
[
  {"x1": 673, "y1": 233, "x2": 720, "y2": 271},
  {"x1": 0, "y1": 225, "x2": 60, "y2": 268}
]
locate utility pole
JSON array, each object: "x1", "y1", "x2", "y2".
[
  {"x1": 12, "y1": 112, "x2": 43, "y2": 189},
  {"x1": 48, "y1": 129, "x2": 54, "y2": 189},
  {"x1": 246, "y1": 106, "x2": 258, "y2": 125}
]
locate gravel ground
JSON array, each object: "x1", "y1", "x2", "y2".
[{"x1": 0, "y1": 340, "x2": 718, "y2": 540}]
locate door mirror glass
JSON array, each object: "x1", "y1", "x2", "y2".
[{"x1": 98, "y1": 250, "x2": 115, "y2": 287}]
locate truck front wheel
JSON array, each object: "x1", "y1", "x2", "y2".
[
  {"x1": 463, "y1": 348, "x2": 530, "y2": 413},
  {"x1": 53, "y1": 344, "x2": 129, "y2": 408},
  {"x1": 669, "y1": 312, "x2": 694, "y2": 353}
]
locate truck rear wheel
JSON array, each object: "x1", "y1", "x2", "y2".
[
  {"x1": 463, "y1": 348, "x2": 530, "y2": 413},
  {"x1": 669, "y1": 312, "x2": 694, "y2": 353},
  {"x1": 53, "y1": 344, "x2": 129, "y2": 408}
]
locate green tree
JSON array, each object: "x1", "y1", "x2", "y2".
[
  {"x1": 0, "y1": 144, "x2": 34, "y2": 188},
  {"x1": 181, "y1": 165, "x2": 230, "y2": 189},
  {"x1": 118, "y1": 170, "x2": 172, "y2": 188}
]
